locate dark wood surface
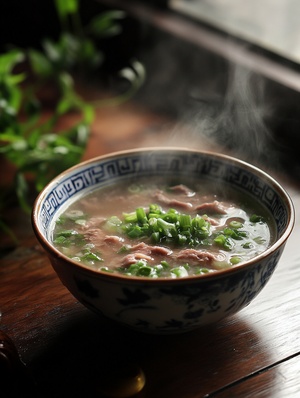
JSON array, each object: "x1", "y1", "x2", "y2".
[{"x1": 1, "y1": 101, "x2": 300, "y2": 398}]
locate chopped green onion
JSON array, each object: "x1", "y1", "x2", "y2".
[
  {"x1": 106, "y1": 216, "x2": 122, "y2": 227},
  {"x1": 254, "y1": 236, "x2": 266, "y2": 244},
  {"x1": 149, "y1": 203, "x2": 163, "y2": 215},
  {"x1": 160, "y1": 260, "x2": 170, "y2": 269},
  {"x1": 136, "y1": 207, "x2": 148, "y2": 224},
  {"x1": 126, "y1": 225, "x2": 144, "y2": 238},
  {"x1": 100, "y1": 267, "x2": 114, "y2": 273},
  {"x1": 123, "y1": 212, "x2": 138, "y2": 223},
  {"x1": 53, "y1": 198, "x2": 267, "y2": 278},
  {"x1": 179, "y1": 214, "x2": 192, "y2": 230},
  {"x1": 75, "y1": 219, "x2": 86, "y2": 226},
  {"x1": 242, "y1": 242, "x2": 254, "y2": 249},
  {"x1": 128, "y1": 184, "x2": 144, "y2": 193},
  {"x1": 136, "y1": 266, "x2": 152, "y2": 277},
  {"x1": 118, "y1": 245, "x2": 131, "y2": 253},
  {"x1": 229, "y1": 220, "x2": 243, "y2": 229},
  {"x1": 82, "y1": 252, "x2": 103, "y2": 262},
  {"x1": 214, "y1": 234, "x2": 234, "y2": 250},
  {"x1": 171, "y1": 266, "x2": 189, "y2": 278},
  {"x1": 177, "y1": 234, "x2": 187, "y2": 245},
  {"x1": 194, "y1": 267, "x2": 210, "y2": 275},
  {"x1": 55, "y1": 229, "x2": 79, "y2": 237},
  {"x1": 151, "y1": 231, "x2": 160, "y2": 243},
  {"x1": 53, "y1": 230, "x2": 83, "y2": 246},
  {"x1": 224, "y1": 227, "x2": 248, "y2": 240},
  {"x1": 157, "y1": 218, "x2": 177, "y2": 237},
  {"x1": 118, "y1": 204, "x2": 213, "y2": 246},
  {"x1": 230, "y1": 256, "x2": 242, "y2": 265},
  {"x1": 250, "y1": 214, "x2": 265, "y2": 223},
  {"x1": 53, "y1": 235, "x2": 67, "y2": 245}
]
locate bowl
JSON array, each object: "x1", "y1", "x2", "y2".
[{"x1": 32, "y1": 148, "x2": 295, "y2": 334}]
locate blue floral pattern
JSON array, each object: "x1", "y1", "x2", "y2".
[
  {"x1": 39, "y1": 150, "x2": 289, "y2": 240},
  {"x1": 36, "y1": 149, "x2": 293, "y2": 333},
  {"x1": 70, "y1": 244, "x2": 283, "y2": 333}
]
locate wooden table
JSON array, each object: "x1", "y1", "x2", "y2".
[{"x1": 1, "y1": 101, "x2": 300, "y2": 398}]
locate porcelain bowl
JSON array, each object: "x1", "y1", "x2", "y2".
[{"x1": 32, "y1": 148, "x2": 295, "y2": 334}]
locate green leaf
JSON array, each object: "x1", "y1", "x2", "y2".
[
  {"x1": 0, "y1": 2, "x2": 144, "y2": 242},
  {"x1": 5, "y1": 84, "x2": 23, "y2": 111},
  {"x1": 26, "y1": 125, "x2": 44, "y2": 148},
  {"x1": 81, "y1": 104, "x2": 95, "y2": 125},
  {"x1": 57, "y1": 71, "x2": 74, "y2": 95},
  {"x1": 87, "y1": 11, "x2": 126, "y2": 38},
  {"x1": 0, "y1": 98, "x2": 17, "y2": 118},
  {"x1": 54, "y1": 0, "x2": 79, "y2": 19},
  {"x1": 28, "y1": 49, "x2": 54, "y2": 77},
  {"x1": 92, "y1": 60, "x2": 146, "y2": 108},
  {"x1": 43, "y1": 39, "x2": 62, "y2": 63},
  {"x1": 0, "y1": 49, "x2": 25, "y2": 76},
  {"x1": 77, "y1": 39, "x2": 104, "y2": 69},
  {"x1": 73, "y1": 123, "x2": 91, "y2": 145},
  {"x1": 0, "y1": 132, "x2": 23, "y2": 144},
  {"x1": 56, "y1": 97, "x2": 73, "y2": 114},
  {"x1": 15, "y1": 172, "x2": 31, "y2": 213},
  {"x1": 6, "y1": 72, "x2": 26, "y2": 86}
]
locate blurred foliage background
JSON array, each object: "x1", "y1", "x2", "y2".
[{"x1": 0, "y1": 0, "x2": 145, "y2": 245}]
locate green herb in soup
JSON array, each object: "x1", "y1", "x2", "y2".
[{"x1": 52, "y1": 180, "x2": 272, "y2": 278}]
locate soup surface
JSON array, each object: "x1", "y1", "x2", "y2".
[{"x1": 52, "y1": 178, "x2": 273, "y2": 278}]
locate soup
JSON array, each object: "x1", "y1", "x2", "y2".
[{"x1": 52, "y1": 178, "x2": 273, "y2": 278}]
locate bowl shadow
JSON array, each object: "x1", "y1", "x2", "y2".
[{"x1": 28, "y1": 310, "x2": 276, "y2": 398}]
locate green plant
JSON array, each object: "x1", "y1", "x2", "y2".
[
  {"x1": 0, "y1": 0, "x2": 145, "y2": 246},
  {"x1": 0, "y1": 48, "x2": 93, "y2": 203}
]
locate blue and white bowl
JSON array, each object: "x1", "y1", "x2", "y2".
[{"x1": 32, "y1": 148, "x2": 295, "y2": 334}]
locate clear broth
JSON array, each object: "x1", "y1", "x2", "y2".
[{"x1": 52, "y1": 177, "x2": 274, "y2": 278}]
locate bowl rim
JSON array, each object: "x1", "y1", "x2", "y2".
[{"x1": 32, "y1": 147, "x2": 295, "y2": 284}]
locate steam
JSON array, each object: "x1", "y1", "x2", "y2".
[
  {"x1": 159, "y1": 63, "x2": 278, "y2": 171},
  {"x1": 196, "y1": 64, "x2": 275, "y2": 158},
  {"x1": 135, "y1": 30, "x2": 285, "y2": 174}
]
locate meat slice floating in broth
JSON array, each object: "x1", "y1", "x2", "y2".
[{"x1": 52, "y1": 177, "x2": 273, "y2": 278}]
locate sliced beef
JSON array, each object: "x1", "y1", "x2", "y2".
[
  {"x1": 104, "y1": 235, "x2": 125, "y2": 245},
  {"x1": 169, "y1": 184, "x2": 195, "y2": 197},
  {"x1": 202, "y1": 215, "x2": 220, "y2": 226},
  {"x1": 120, "y1": 242, "x2": 172, "y2": 268},
  {"x1": 83, "y1": 228, "x2": 105, "y2": 247},
  {"x1": 153, "y1": 190, "x2": 193, "y2": 210},
  {"x1": 121, "y1": 253, "x2": 153, "y2": 267},
  {"x1": 195, "y1": 200, "x2": 228, "y2": 215},
  {"x1": 84, "y1": 228, "x2": 124, "y2": 250},
  {"x1": 176, "y1": 248, "x2": 217, "y2": 264},
  {"x1": 130, "y1": 242, "x2": 172, "y2": 256}
]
